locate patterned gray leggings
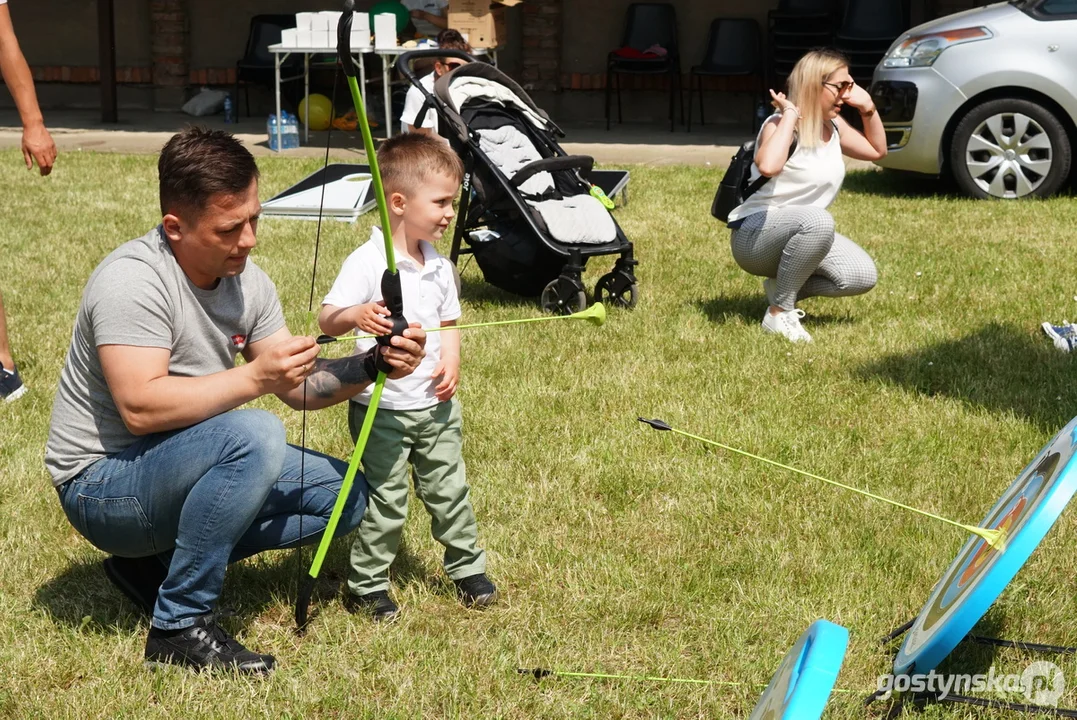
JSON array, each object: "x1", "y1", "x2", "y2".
[{"x1": 730, "y1": 207, "x2": 877, "y2": 311}]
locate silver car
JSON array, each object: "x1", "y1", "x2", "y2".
[{"x1": 870, "y1": 0, "x2": 1076, "y2": 199}]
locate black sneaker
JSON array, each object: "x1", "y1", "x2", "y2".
[
  {"x1": 103, "y1": 555, "x2": 168, "y2": 616},
  {"x1": 454, "y1": 573, "x2": 497, "y2": 608},
  {"x1": 144, "y1": 614, "x2": 275, "y2": 675},
  {"x1": 343, "y1": 589, "x2": 400, "y2": 622},
  {"x1": 0, "y1": 366, "x2": 26, "y2": 403}
]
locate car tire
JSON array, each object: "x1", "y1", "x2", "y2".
[{"x1": 949, "y1": 98, "x2": 1071, "y2": 199}]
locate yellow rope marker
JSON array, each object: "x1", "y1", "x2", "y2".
[{"x1": 638, "y1": 418, "x2": 1008, "y2": 553}]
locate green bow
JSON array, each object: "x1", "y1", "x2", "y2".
[{"x1": 295, "y1": 0, "x2": 405, "y2": 631}]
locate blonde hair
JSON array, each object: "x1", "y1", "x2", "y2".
[
  {"x1": 786, "y1": 48, "x2": 848, "y2": 149},
  {"x1": 377, "y1": 133, "x2": 464, "y2": 196}
]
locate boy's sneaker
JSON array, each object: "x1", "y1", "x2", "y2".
[
  {"x1": 762, "y1": 308, "x2": 812, "y2": 343},
  {"x1": 144, "y1": 614, "x2": 275, "y2": 675},
  {"x1": 103, "y1": 555, "x2": 169, "y2": 616},
  {"x1": 1042, "y1": 321, "x2": 1077, "y2": 353},
  {"x1": 0, "y1": 366, "x2": 26, "y2": 403},
  {"x1": 343, "y1": 589, "x2": 400, "y2": 622},
  {"x1": 454, "y1": 573, "x2": 497, "y2": 608}
]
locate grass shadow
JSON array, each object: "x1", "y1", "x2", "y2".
[
  {"x1": 842, "y1": 169, "x2": 960, "y2": 199},
  {"x1": 856, "y1": 322, "x2": 1076, "y2": 432},
  {"x1": 693, "y1": 294, "x2": 856, "y2": 327},
  {"x1": 940, "y1": 610, "x2": 1008, "y2": 678},
  {"x1": 388, "y1": 539, "x2": 444, "y2": 593},
  {"x1": 35, "y1": 549, "x2": 335, "y2": 636},
  {"x1": 844, "y1": 168, "x2": 1077, "y2": 201},
  {"x1": 458, "y1": 275, "x2": 544, "y2": 310},
  {"x1": 33, "y1": 557, "x2": 147, "y2": 634}
]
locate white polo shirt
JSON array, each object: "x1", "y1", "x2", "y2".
[
  {"x1": 323, "y1": 226, "x2": 461, "y2": 410},
  {"x1": 401, "y1": 72, "x2": 438, "y2": 134}
]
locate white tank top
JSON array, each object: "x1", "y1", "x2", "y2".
[{"x1": 726, "y1": 114, "x2": 845, "y2": 223}]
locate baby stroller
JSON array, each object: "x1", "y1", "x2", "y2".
[{"x1": 397, "y1": 50, "x2": 638, "y2": 313}]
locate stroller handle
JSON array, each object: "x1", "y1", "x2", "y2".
[{"x1": 396, "y1": 49, "x2": 478, "y2": 85}]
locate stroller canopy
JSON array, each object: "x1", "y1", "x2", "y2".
[
  {"x1": 434, "y1": 63, "x2": 618, "y2": 247},
  {"x1": 433, "y1": 63, "x2": 558, "y2": 143}
]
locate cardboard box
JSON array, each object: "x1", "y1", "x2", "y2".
[{"x1": 447, "y1": 0, "x2": 520, "y2": 49}]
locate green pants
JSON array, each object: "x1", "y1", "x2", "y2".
[{"x1": 347, "y1": 397, "x2": 485, "y2": 596}]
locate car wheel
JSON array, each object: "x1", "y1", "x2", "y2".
[{"x1": 949, "y1": 98, "x2": 1071, "y2": 199}]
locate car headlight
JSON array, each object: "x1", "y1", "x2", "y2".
[{"x1": 883, "y1": 27, "x2": 993, "y2": 68}]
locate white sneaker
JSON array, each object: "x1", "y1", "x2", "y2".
[
  {"x1": 762, "y1": 308, "x2": 812, "y2": 343},
  {"x1": 1042, "y1": 321, "x2": 1077, "y2": 353}
]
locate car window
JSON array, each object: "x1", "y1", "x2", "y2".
[{"x1": 1039, "y1": 0, "x2": 1077, "y2": 14}]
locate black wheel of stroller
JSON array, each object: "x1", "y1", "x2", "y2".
[
  {"x1": 595, "y1": 272, "x2": 639, "y2": 309},
  {"x1": 540, "y1": 278, "x2": 588, "y2": 315}
]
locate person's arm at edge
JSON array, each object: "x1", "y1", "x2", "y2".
[
  {"x1": 414, "y1": 10, "x2": 448, "y2": 29},
  {"x1": 0, "y1": 5, "x2": 55, "y2": 175}
]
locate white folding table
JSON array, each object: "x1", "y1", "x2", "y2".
[
  {"x1": 268, "y1": 43, "x2": 497, "y2": 148},
  {"x1": 268, "y1": 43, "x2": 370, "y2": 150}
]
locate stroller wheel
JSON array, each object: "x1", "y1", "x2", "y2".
[
  {"x1": 541, "y1": 277, "x2": 588, "y2": 315},
  {"x1": 595, "y1": 271, "x2": 639, "y2": 309}
]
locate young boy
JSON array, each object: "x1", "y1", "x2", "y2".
[
  {"x1": 319, "y1": 133, "x2": 495, "y2": 621},
  {"x1": 400, "y1": 29, "x2": 472, "y2": 137}
]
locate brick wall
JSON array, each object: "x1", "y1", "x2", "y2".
[
  {"x1": 520, "y1": 0, "x2": 561, "y2": 91},
  {"x1": 559, "y1": 72, "x2": 757, "y2": 92},
  {"x1": 29, "y1": 66, "x2": 236, "y2": 87},
  {"x1": 151, "y1": 0, "x2": 189, "y2": 108}
]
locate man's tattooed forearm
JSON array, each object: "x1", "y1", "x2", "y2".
[{"x1": 306, "y1": 355, "x2": 370, "y2": 398}]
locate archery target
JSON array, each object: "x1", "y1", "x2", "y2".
[
  {"x1": 749, "y1": 620, "x2": 849, "y2": 720},
  {"x1": 894, "y1": 416, "x2": 1077, "y2": 676}
]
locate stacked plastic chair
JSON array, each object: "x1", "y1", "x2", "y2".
[
  {"x1": 766, "y1": 0, "x2": 838, "y2": 92},
  {"x1": 834, "y1": 0, "x2": 907, "y2": 86},
  {"x1": 687, "y1": 18, "x2": 762, "y2": 132}
]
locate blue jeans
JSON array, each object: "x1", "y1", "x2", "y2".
[{"x1": 56, "y1": 409, "x2": 367, "y2": 630}]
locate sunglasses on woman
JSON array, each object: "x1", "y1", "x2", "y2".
[{"x1": 822, "y1": 80, "x2": 855, "y2": 95}]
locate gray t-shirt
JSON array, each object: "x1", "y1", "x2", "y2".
[{"x1": 45, "y1": 226, "x2": 286, "y2": 486}]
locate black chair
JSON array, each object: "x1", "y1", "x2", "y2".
[
  {"x1": 835, "y1": 0, "x2": 907, "y2": 84},
  {"x1": 766, "y1": 0, "x2": 839, "y2": 95},
  {"x1": 687, "y1": 19, "x2": 762, "y2": 132},
  {"x1": 234, "y1": 14, "x2": 304, "y2": 118},
  {"x1": 835, "y1": 0, "x2": 906, "y2": 45},
  {"x1": 605, "y1": 3, "x2": 683, "y2": 132},
  {"x1": 768, "y1": 0, "x2": 839, "y2": 24}
]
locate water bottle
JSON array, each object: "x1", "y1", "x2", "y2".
[
  {"x1": 282, "y1": 111, "x2": 299, "y2": 149},
  {"x1": 267, "y1": 113, "x2": 278, "y2": 151},
  {"x1": 224, "y1": 95, "x2": 234, "y2": 124},
  {"x1": 754, "y1": 101, "x2": 768, "y2": 132}
]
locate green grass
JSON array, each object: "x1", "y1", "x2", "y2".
[{"x1": 2, "y1": 148, "x2": 1077, "y2": 718}]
